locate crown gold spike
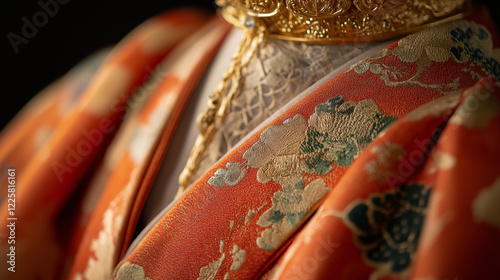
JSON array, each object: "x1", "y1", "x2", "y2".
[{"x1": 217, "y1": 0, "x2": 471, "y2": 43}]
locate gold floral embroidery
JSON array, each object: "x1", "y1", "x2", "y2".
[
  {"x1": 229, "y1": 245, "x2": 247, "y2": 271},
  {"x1": 197, "y1": 253, "x2": 226, "y2": 280},
  {"x1": 350, "y1": 20, "x2": 500, "y2": 94},
  {"x1": 207, "y1": 97, "x2": 395, "y2": 254},
  {"x1": 78, "y1": 169, "x2": 139, "y2": 280},
  {"x1": 244, "y1": 114, "x2": 309, "y2": 186},
  {"x1": 256, "y1": 179, "x2": 330, "y2": 250},
  {"x1": 114, "y1": 262, "x2": 151, "y2": 280},
  {"x1": 197, "y1": 240, "x2": 248, "y2": 279},
  {"x1": 245, "y1": 205, "x2": 265, "y2": 224},
  {"x1": 76, "y1": 208, "x2": 124, "y2": 280},
  {"x1": 243, "y1": 97, "x2": 397, "y2": 185},
  {"x1": 208, "y1": 162, "x2": 248, "y2": 187},
  {"x1": 198, "y1": 241, "x2": 226, "y2": 280},
  {"x1": 211, "y1": 96, "x2": 397, "y2": 251}
]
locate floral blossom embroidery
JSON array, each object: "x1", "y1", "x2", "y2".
[
  {"x1": 196, "y1": 241, "x2": 248, "y2": 280},
  {"x1": 300, "y1": 96, "x2": 397, "y2": 173},
  {"x1": 449, "y1": 25, "x2": 500, "y2": 78},
  {"x1": 340, "y1": 183, "x2": 432, "y2": 279},
  {"x1": 229, "y1": 245, "x2": 247, "y2": 271},
  {"x1": 256, "y1": 179, "x2": 329, "y2": 250},
  {"x1": 208, "y1": 162, "x2": 248, "y2": 187},
  {"x1": 244, "y1": 113, "x2": 309, "y2": 186},
  {"x1": 350, "y1": 20, "x2": 500, "y2": 93},
  {"x1": 207, "y1": 97, "x2": 396, "y2": 251},
  {"x1": 227, "y1": 96, "x2": 396, "y2": 251},
  {"x1": 115, "y1": 262, "x2": 151, "y2": 280},
  {"x1": 243, "y1": 96, "x2": 397, "y2": 186},
  {"x1": 75, "y1": 208, "x2": 124, "y2": 280},
  {"x1": 197, "y1": 241, "x2": 226, "y2": 280}
]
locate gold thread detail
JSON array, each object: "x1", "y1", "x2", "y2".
[{"x1": 177, "y1": 17, "x2": 266, "y2": 197}]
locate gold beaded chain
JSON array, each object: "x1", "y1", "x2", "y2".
[{"x1": 177, "y1": 9, "x2": 266, "y2": 197}]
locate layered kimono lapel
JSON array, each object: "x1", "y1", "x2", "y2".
[
  {"x1": 0, "y1": 9, "x2": 226, "y2": 280},
  {"x1": 115, "y1": 14, "x2": 500, "y2": 280},
  {"x1": 2, "y1": 6, "x2": 499, "y2": 280},
  {"x1": 68, "y1": 18, "x2": 231, "y2": 280}
]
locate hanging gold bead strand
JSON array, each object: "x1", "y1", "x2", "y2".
[{"x1": 177, "y1": 12, "x2": 266, "y2": 198}]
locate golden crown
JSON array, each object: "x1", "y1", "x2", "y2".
[{"x1": 217, "y1": 0, "x2": 470, "y2": 43}]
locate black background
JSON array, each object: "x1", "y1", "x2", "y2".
[
  {"x1": 0, "y1": 0, "x2": 215, "y2": 131},
  {"x1": 0, "y1": 0, "x2": 498, "y2": 131}
]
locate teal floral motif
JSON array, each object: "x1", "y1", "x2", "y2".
[
  {"x1": 450, "y1": 26, "x2": 500, "y2": 79},
  {"x1": 344, "y1": 183, "x2": 432, "y2": 278},
  {"x1": 260, "y1": 180, "x2": 309, "y2": 228},
  {"x1": 300, "y1": 96, "x2": 397, "y2": 174},
  {"x1": 210, "y1": 96, "x2": 397, "y2": 251},
  {"x1": 208, "y1": 162, "x2": 248, "y2": 187},
  {"x1": 241, "y1": 96, "x2": 396, "y2": 186},
  {"x1": 350, "y1": 20, "x2": 500, "y2": 94},
  {"x1": 243, "y1": 97, "x2": 397, "y2": 251},
  {"x1": 256, "y1": 178, "x2": 329, "y2": 251}
]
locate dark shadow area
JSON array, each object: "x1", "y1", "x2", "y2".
[{"x1": 0, "y1": 0, "x2": 216, "y2": 130}]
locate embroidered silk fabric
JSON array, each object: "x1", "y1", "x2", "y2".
[
  {"x1": 142, "y1": 30, "x2": 387, "y2": 227},
  {"x1": 267, "y1": 76, "x2": 500, "y2": 280},
  {"x1": 117, "y1": 7, "x2": 500, "y2": 280},
  {"x1": 0, "y1": 3, "x2": 499, "y2": 280},
  {"x1": 194, "y1": 38, "x2": 382, "y2": 181}
]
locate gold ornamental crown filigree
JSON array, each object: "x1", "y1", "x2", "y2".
[{"x1": 217, "y1": 0, "x2": 471, "y2": 43}]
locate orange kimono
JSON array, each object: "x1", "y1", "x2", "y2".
[{"x1": 1, "y1": 2, "x2": 499, "y2": 280}]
